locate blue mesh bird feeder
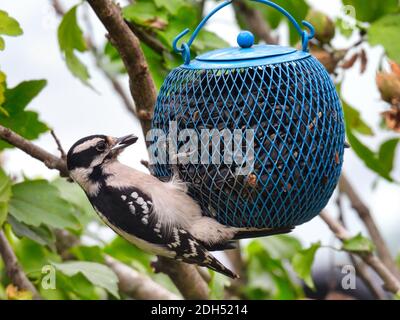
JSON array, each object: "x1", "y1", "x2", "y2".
[{"x1": 151, "y1": 0, "x2": 345, "y2": 229}]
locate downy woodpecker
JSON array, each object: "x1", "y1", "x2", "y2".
[{"x1": 67, "y1": 134, "x2": 293, "y2": 278}]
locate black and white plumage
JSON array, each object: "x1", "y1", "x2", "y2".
[{"x1": 67, "y1": 134, "x2": 293, "y2": 278}]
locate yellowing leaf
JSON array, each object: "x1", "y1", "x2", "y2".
[
  {"x1": 0, "y1": 70, "x2": 6, "y2": 106},
  {"x1": 0, "y1": 10, "x2": 23, "y2": 36},
  {"x1": 0, "y1": 10, "x2": 23, "y2": 51},
  {"x1": 6, "y1": 284, "x2": 33, "y2": 300}
]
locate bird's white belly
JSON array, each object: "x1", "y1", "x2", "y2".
[{"x1": 93, "y1": 207, "x2": 174, "y2": 258}]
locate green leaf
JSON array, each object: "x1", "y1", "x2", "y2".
[
  {"x1": 0, "y1": 111, "x2": 49, "y2": 150},
  {"x1": 346, "y1": 129, "x2": 395, "y2": 181},
  {"x1": 153, "y1": 0, "x2": 185, "y2": 15},
  {"x1": 245, "y1": 240, "x2": 303, "y2": 299},
  {"x1": 56, "y1": 271, "x2": 100, "y2": 300},
  {"x1": 57, "y1": 5, "x2": 90, "y2": 85},
  {"x1": 209, "y1": 271, "x2": 230, "y2": 300},
  {"x1": 0, "y1": 10, "x2": 23, "y2": 50},
  {"x1": 342, "y1": 96, "x2": 397, "y2": 181},
  {"x1": 14, "y1": 237, "x2": 61, "y2": 275},
  {"x1": 291, "y1": 242, "x2": 320, "y2": 290},
  {"x1": 8, "y1": 215, "x2": 55, "y2": 249},
  {"x1": 378, "y1": 138, "x2": 399, "y2": 174},
  {"x1": 65, "y1": 50, "x2": 91, "y2": 85},
  {"x1": 342, "y1": 233, "x2": 375, "y2": 253},
  {"x1": 104, "y1": 236, "x2": 152, "y2": 273},
  {"x1": 58, "y1": 6, "x2": 86, "y2": 52},
  {"x1": 9, "y1": 180, "x2": 80, "y2": 230},
  {"x1": 2, "y1": 79, "x2": 46, "y2": 114},
  {"x1": 0, "y1": 79, "x2": 49, "y2": 150},
  {"x1": 52, "y1": 261, "x2": 119, "y2": 298},
  {"x1": 0, "y1": 10, "x2": 23, "y2": 36},
  {"x1": 52, "y1": 178, "x2": 96, "y2": 228},
  {"x1": 342, "y1": 0, "x2": 399, "y2": 23},
  {"x1": 369, "y1": 14, "x2": 400, "y2": 64},
  {"x1": 259, "y1": 235, "x2": 302, "y2": 260},
  {"x1": 0, "y1": 168, "x2": 12, "y2": 226},
  {"x1": 123, "y1": 1, "x2": 168, "y2": 27},
  {"x1": 342, "y1": 99, "x2": 374, "y2": 136},
  {"x1": 69, "y1": 245, "x2": 104, "y2": 263},
  {"x1": 0, "y1": 70, "x2": 5, "y2": 106}
]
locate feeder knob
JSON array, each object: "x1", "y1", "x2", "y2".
[{"x1": 237, "y1": 31, "x2": 254, "y2": 49}]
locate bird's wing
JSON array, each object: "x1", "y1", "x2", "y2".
[
  {"x1": 89, "y1": 185, "x2": 168, "y2": 246},
  {"x1": 90, "y1": 185, "x2": 237, "y2": 278}
]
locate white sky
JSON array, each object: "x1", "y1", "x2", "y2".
[{"x1": 0, "y1": 0, "x2": 399, "y2": 259}]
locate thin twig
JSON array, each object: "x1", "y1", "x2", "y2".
[
  {"x1": 320, "y1": 211, "x2": 400, "y2": 295},
  {"x1": 50, "y1": 130, "x2": 66, "y2": 160},
  {"x1": 339, "y1": 174, "x2": 400, "y2": 280},
  {"x1": 0, "y1": 230, "x2": 41, "y2": 299},
  {"x1": 336, "y1": 192, "x2": 385, "y2": 299}
]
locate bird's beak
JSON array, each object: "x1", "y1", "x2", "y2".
[{"x1": 110, "y1": 134, "x2": 138, "y2": 153}]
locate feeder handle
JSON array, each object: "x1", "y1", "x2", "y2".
[{"x1": 172, "y1": 0, "x2": 315, "y2": 65}]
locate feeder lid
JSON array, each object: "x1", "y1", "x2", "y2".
[{"x1": 186, "y1": 31, "x2": 310, "y2": 69}]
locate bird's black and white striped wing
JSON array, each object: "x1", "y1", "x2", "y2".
[
  {"x1": 89, "y1": 186, "x2": 168, "y2": 245},
  {"x1": 89, "y1": 185, "x2": 237, "y2": 278}
]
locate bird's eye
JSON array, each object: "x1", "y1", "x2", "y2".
[{"x1": 96, "y1": 141, "x2": 107, "y2": 152}]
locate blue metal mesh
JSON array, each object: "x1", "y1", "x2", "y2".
[{"x1": 151, "y1": 56, "x2": 345, "y2": 228}]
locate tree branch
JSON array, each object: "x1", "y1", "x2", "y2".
[
  {"x1": 339, "y1": 174, "x2": 400, "y2": 280},
  {"x1": 153, "y1": 257, "x2": 209, "y2": 300},
  {"x1": 349, "y1": 255, "x2": 386, "y2": 300},
  {"x1": 126, "y1": 21, "x2": 167, "y2": 55},
  {"x1": 336, "y1": 193, "x2": 385, "y2": 299},
  {"x1": 0, "y1": 125, "x2": 68, "y2": 176},
  {"x1": 105, "y1": 256, "x2": 180, "y2": 300},
  {"x1": 320, "y1": 211, "x2": 400, "y2": 295},
  {"x1": 0, "y1": 230, "x2": 41, "y2": 300},
  {"x1": 86, "y1": 0, "x2": 157, "y2": 135},
  {"x1": 86, "y1": 0, "x2": 210, "y2": 297},
  {"x1": 233, "y1": 0, "x2": 278, "y2": 44}
]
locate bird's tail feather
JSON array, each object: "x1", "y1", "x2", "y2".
[
  {"x1": 182, "y1": 252, "x2": 239, "y2": 279},
  {"x1": 200, "y1": 255, "x2": 239, "y2": 279}
]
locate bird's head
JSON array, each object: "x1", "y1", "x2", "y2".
[{"x1": 67, "y1": 134, "x2": 138, "y2": 186}]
